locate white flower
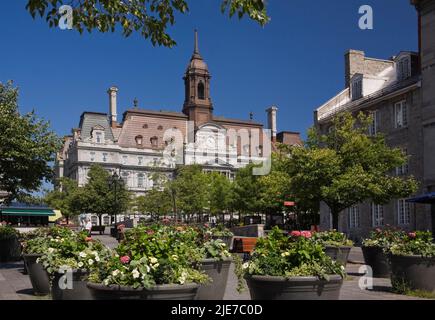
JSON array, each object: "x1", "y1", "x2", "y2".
[
  {"x1": 79, "y1": 252, "x2": 87, "y2": 258},
  {"x1": 242, "y1": 262, "x2": 250, "y2": 270},
  {"x1": 94, "y1": 256, "x2": 100, "y2": 262},
  {"x1": 112, "y1": 270, "x2": 120, "y2": 277},
  {"x1": 132, "y1": 268, "x2": 140, "y2": 279},
  {"x1": 78, "y1": 262, "x2": 84, "y2": 268},
  {"x1": 88, "y1": 259, "x2": 94, "y2": 265},
  {"x1": 171, "y1": 255, "x2": 178, "y2": 261},
  {"x1": 48, "y1": 248, "x2": 55, "y2": 253},
  {"x1": 146, "y1": 265, "x2": 151, "y2": 273},
  {"x1": 150, "y1": 257, "x2": 158, "y2": 264}
]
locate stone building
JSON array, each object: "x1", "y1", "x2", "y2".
[
  {"x1": 55, "y1": 31, "x2": 301, "y2": 225},
  {"x1": 313, "y1": 0, "x2": 435, "y2": 241}
]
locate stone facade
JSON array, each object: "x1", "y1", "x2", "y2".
[
  {"x1": 314, "y1": 1, "x2": 435, "y2": 242},
  {"x1": 55, "y1": 31, "x2": 301, "y2": 225}
]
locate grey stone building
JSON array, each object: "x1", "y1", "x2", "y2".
[{"x1": 313, "y1": 0, "x2": 435, "y2": 241}]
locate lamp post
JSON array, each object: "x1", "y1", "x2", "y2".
[{"x1": 109, "y1": 171, "x2": 123, "y2": 236}]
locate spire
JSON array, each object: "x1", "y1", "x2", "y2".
[{"x1": 194, "y1": 29, "x2": 199, "y2": 54}]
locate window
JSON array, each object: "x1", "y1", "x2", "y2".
[
  {"x1": 398, "y1": 199, "x2": 410, "y2": 225},
  {"x1": 138, "y1": 156, "x2": 143, "y2": 166},
  {"x1": 348, "y1": 205, "x2": 360, "y2": 229},
  {"x1": 157, "y1": 126, "x2": 163, "y2": 131},
  {"x1": 142, "y1": 124, "x2": 148, "y2": 129},
  {"x1": 135, "y1": 135, "x2": 143, "y2": 146},
  {"x1": 121, "y1": 172, "x2": 129, "y2": 185},
  {"x1": 351, "y1": 76, "x2": 363, "y2": 100},
  {"x1": 397, "y1": 57, "x2": 411, "y2": 81},
  {"x1": 90, "y1": 152, "x2": 95, "y2": 162},
  {"x1": 122, "y1": 155, "x2": 128, "y2": 165},
  {"x1": 372, "y1": 203, "x2": 384, "y2": 227},
  {"x1": 150, "y1": 136, "x2": 158, "y2": 148},
  {"x1": 395, "y1": 101, "x2": 408, "y2": 128},
  {"x1": 369, "y1": 110, "x2": 379, "y2": 136},
  {"x1": 103, "y1": 216, "x2": 110, "y2": 226},
  {"x1": 91, "y1": 216, "x2": 98, "y2": 226},
  {"x1": 198, "y1": 81, "x2": 205, "y2": 100},
  {"x1": 396, "y1": 149, "x2": 409, "y2": 176},
  {"x1": 102, "y1": 153, "x2": 108, "y2": 162},
  {"x1": 137, "y1": 173, "x2": 144, "y2": 188}
]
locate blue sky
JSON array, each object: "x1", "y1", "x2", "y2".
[{"x1": 0, "y1": 1, "x2": 418, "y2": 140}]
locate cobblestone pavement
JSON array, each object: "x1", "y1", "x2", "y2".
[{"x1": 0, "y1": 240, "x2": 431, "y2": 300}]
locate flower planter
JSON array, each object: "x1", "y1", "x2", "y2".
[
  {"x1": 362, "y1": 246, "x2": 391, "y2": 278},
  {"x1": 87, "y1": 282, "x2": 199, "y2": 300},
  {"x1": 22, "y1": 254, "x2": 50, "y2": 296},
  {"x1": 390, "y1": 254, "x2": 435, "y2": 293},
  {"x1": 211, "y1": 236, "x2": 233, "y2": 250},
  {"x1": 324, "y1": 246, "x2": 352, "y2": 266},
  {"x1": 0, "y1": 237, "x2": 21, "y2": 262},
  {"x1": 246, "y1": 275, "x2": 343, "y2": 300},
  {"x1": 196, "y1": 258, "x2": 232, "y2": 300},
  {"x1": 51, "y1": 269, "x2": 93, "y2": 300}
]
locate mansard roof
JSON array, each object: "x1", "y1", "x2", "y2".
[{"x1": 79, "y1": 112, "x2": 114, "y2": 141}]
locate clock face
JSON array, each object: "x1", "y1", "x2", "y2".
[{"x1": 206, "y1": 136, "x2": 216, "y2": 148}]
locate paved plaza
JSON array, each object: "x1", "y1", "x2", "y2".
[{"x1": 0, "y1": 236, "x2": 431, "y2": 300}]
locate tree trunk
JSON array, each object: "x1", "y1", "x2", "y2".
[
  {"x1": 99, "y1": 215, "x2": 103, "y2": 227},
  {"x1": 331, "y1": 210, "x2": 339, "y2": 231},
  {"x1": 66, "y1": 216, "x2": 69, "y2": 225}
]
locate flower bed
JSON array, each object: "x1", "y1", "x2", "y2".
[{"x1": 241, "y1": 227, "x2": 345, "y2": 300}]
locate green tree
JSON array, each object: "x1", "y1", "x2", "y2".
[
  {"x1": 0, "y1": 82, "x2": 61, "y2": 203},
  {"x1": 79, "y1": 165, "x2": 132, "y2": 226},
  {"x1": 44, "y1": 177, "x2": 82, "y2": 224},
  {"x1": 288, "y1": 112, "x2": 418, "y2": 230},
  {"x1": 172, "y1": 165, "x2": 208, "y2": 222},
  {"x1": 135, "y1": 187, "x2": 173, "y2": 220},
  {"x1": 208, "y1": 172, "x2": 232, "y2": 222},
  {"x1": 26, "y1": 0, "x2": 269, "y2": 47}
]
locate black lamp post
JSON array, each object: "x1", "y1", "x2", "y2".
[{"x1": 109, "y1": 171, "x2": 123, "y2": 236}]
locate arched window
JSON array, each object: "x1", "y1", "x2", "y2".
[
  {"x1": 135, "y1": 135, "x2": 143, "y2": 146},
  {"x1": 198, "y1": 81, "x2": 205, "y2": 100},
  {"x1": 137, "y1": 173, "x2": 144, "y2": 188},
  {"x1": 150, "y1": 136, "x2": 158, "y2": 148}
]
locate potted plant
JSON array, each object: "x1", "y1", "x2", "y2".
[
  {"x1": 311, "y1": 230, "x2": 353, "y2": 266},
  {"x1": 0, "y1": 224, "x2": 21, "y2": 262},
  {"x1": 206, "y1": 224, "x2": 234, "y2": 249},
  {"x1": 389, "y1": 231, "x2": 435, "y2": 294},
  {"x1": 87, "y1": 224, "x2": 209, "y2": 300},
  {"x1": 21, "y1": 227, "x2": 53, "y2": 295},
  {"x1": 362, "y1": 227, "x2": 405, "y2": 278},
  {"x1": 37, "y1": 229, "x2": 111, "y2": 300},
  {"x1": 196, "y1": 239, "x2": 233, "y2": 300},
  {"x1": 241, "y1": 227, "x2": 345, "y2": 300}
]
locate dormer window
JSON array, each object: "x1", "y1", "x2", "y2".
[
  {"x1": 142, "y1": 124, "x2": 148, "y2": 129},
  {"x1": 397, "y1": 56, "x2": 411, "y2": 81},
  {"x1": 351, "y1": 75, "x2": 363, "y2": 101},
  {"x1": 150, "y1": 136, "x2": 158, "y2": 148},
  {"x1": 198, "y1": 81, "x2": 205, "y2": 100},
  {"x1": 135, "y1": 135, "x2": 143, "y2": 146}
]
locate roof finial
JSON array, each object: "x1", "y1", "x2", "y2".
[
  {"x1": 249, "y1": 111, "x2": 254, "y2": 120},
  {"x1": 194, "y1": 29, "x2": 199, "y2": 54},
  {"x1": 133, "y1": 97, "x2": 138, "y2": 109}
]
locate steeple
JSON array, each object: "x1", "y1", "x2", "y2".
[{"x1": 183, "y1": 29, "x2": 213, "y2": 125}]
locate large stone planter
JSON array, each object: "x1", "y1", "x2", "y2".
[
  {"x1": 196, "y1": 258, "x2": 232, "y2": 300},
  {"x1": 246, "y1": 275, "x2": 343, "y2": 300},
  {"x1": 324, "y1": 246, "x2": 352, "y2": 266},
  {"x1": 87, "y1": 282, "x2": 199, "y2": 300},
  {"x1": 362, "y1": 246, "x2": 391, "y2": 278},
  {"x1": 0, "y1": 237, "x2": 21, "y2": 262},
  {"x1": 22, "y1": 254, "x2": 50, "y2": 296},
  {"x1": 51, "y1": 269, "x2": 93, "y2": 300},
  {"x1": 390, "y1": 254, "x2": 435, "y2": 293},
  {"x1": 211, "y1": 236, "x2": 233, "y2": 250}
]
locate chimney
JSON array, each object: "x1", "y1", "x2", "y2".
[
  {"x1": 266, "y1": 106, "x2": 278, "y2": 143},
  {"x1": 344, "y1": 50, "x2": 365, "y2": 88},
  {"x1": 108, "y1": 86, "x2": 118, "y2": 128}
]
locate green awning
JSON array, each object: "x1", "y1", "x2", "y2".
[{"x1": 0, "y1": 208, "x2": 55, "y2": 216}]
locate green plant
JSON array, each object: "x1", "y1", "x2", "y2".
[
  {"x1": 240, "y1": 227, "x2": 345, "y2": 283},
  {"x1": 207, "y1": 224, "x2": 234, "y2": 238},
  {"x1": 390, "y1": 231, "x2": 435, "y2": 257},
  {"x1": 0, "y1": 225, "x2": 20, "y2": 240},
  {"x1": 200, "y1": 239, "x2": 232, "y2": 261},
  {"x1": 362, "y1": 226, "x2": 406, "y2": 251},
  {"x1": 89, "y1": 224, "x2": 209, "y2": 289},
  {"x1": 312, "y1": 230, "x2": 353, "y2": 247}
]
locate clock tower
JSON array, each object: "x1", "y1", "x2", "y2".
[{"x1": 182, "y1": 30, "x2": 213, "y2": 126}]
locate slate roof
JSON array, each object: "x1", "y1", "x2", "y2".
[{"x1": 79, "y1": 112, "x2": 114, "y2": 141}]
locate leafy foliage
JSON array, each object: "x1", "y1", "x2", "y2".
[
  {"x1": 390, "y1": 231, "x2": 435, "y2": 257},
  {"x1": 312, "y1": 230, "x2": 354, "y2": 247},
  {"x1": 0, "y1": 82, "x2": 61, "y2": 202},
  {"x1": 241, "y1": 227, "x2": 345, "y2": 280},
  {"x1": 287, "y1": 112, "x2": 418, "y2": 229},
  {"x1": 200, "y1": 239, "x2": 231, "y2": 261},
  {"x1": 25, "y1": 0, "x2": 269, "y2": 47},
  {"x1": 0, "y1": 225, "x2": 20, "y2": 241},
  {"x1": 362, "y1": 226, "x2": 406, "y2": 250}
]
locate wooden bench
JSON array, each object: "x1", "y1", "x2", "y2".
[
  {"x1": 232, "y1": 237, "x2": 258, "y2": 254},
  {"x1": 91, "y1": 225, "x2": 106, "y2": 235}
]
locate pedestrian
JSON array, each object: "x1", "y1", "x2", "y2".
[{"x1": 85, "y1": 218, "x2": 93, "y2": 237}]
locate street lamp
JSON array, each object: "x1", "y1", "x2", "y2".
[{"x1": 109, "y1": 171, "x2": 123, "y2": 236}]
